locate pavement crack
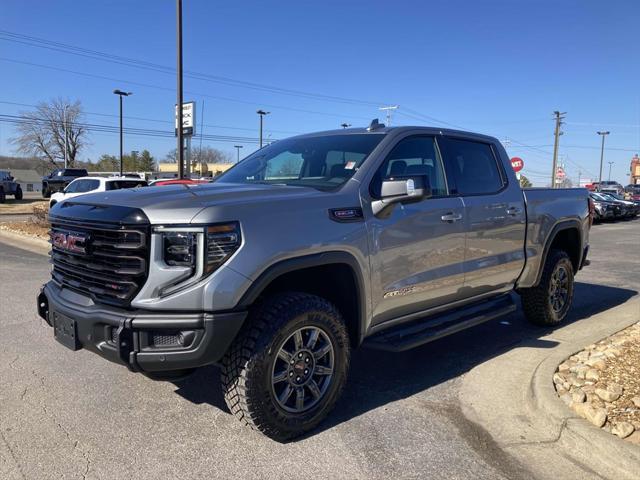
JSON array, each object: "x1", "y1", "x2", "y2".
[
  {"x1": 0, "y1": 430, "x2": 27, "y2": 480},
  {"x1": 8, "y1": 355, "x2": 20, "y2": 369},
  {"x1": 502, "y1": 418, "x2": 568, "y2": 447}
]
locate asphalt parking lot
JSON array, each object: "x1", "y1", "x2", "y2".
[{"x1": 1, "y1": 219, "x2": 638, "y2": 480}]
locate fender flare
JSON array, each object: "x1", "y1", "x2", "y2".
[
  {"x1": 237, "y1": 251, "x2": 368, "y2": 346},
  {"x1": 533, "y1": 219, "x2": 583, "y2": 287}
]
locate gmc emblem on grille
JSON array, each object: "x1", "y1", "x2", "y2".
[{"x1": 52, "y1": 232, "x2": 88, "y2": 254}]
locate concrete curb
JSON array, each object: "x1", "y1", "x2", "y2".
[
  {"x1": 460, "y1": 296, "x2": 640, "y2": 480},
  {"x1": 527, "y1": 312, "x2": 640, "y2": 480},
  {"x1": 0, "y1": 228, "x2": 49, "y2": 256}
]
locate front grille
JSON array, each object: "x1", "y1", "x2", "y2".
[{"x1": 50, "y1": 218, "x2": 150, "y2": 307}]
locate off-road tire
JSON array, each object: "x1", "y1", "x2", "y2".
[
  {"x1": 42, "y1": 185, "x2": 51, "y2": 198},
  {"x1": 14, "y1": 186, "x2": 23, "y2": 200},
  {"x1": 0, "y1": 188, "x2": 5, "y2": 203},
  {"x1": 520, "y1": 249, "x2": 574, "y2": 326},
  {"x1": 221, "y1": 292, "x2": 350, "y2": 441}
]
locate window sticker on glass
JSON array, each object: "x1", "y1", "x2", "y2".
[{"x1": 345, "y1": 161, "x2": 356, "y2": 170}]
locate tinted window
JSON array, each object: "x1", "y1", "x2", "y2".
[
  {"x1": 66, "y1": 169, "x2": 88, "y2": 176},
  {"x1": 371, "y1": 136, "x2": 448, "y2": 198},
  {"x1": 216, "y1": 134, "x2": 384, "y2": 191},
  {"x1": 64, "y1": 180, "x2": 81, "y2": 193},
  {"x1": 440, "y1": 138, "x2": 504, "y2": 195},
  {"x1": 71, "y1": 179, "x2": 100, "y2": 193},
  {"x1": 106, "y1": 180, "x2": 147, "y2": 190}
]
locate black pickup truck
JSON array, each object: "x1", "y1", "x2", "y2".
[{"x1": 42, "y1": 168, "x2": 88, "y2": 198}]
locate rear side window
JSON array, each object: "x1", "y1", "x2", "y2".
[
  {"x1": 72, "y1": 179, "x2": 100, "y2": 193},
  {"x1": 371, "y1": 136, "x2": 448, "y2": 198},
  {"x1": 440, "y1": 138, "x2": 504, "y2": 195},
  {"x1": 106, "y1": 180, "x2": 147, "y2": 190}
]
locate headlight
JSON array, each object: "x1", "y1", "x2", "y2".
[{"x1": 155, "y1": 222, "x2": 241, "y2": 296}]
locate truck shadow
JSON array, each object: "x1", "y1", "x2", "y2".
[{"x1": 171, "y1": 281, "x2": 637, "y2": 439}]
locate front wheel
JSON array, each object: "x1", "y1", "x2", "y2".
[
  {"x1": 520, "y1": 249, "x2": 575, "y2": 326},
  {"x1": 221, "y1": 292, "x2": 350, "y2": 441},
  {"x1": 14, "y1": 186, "x2": 23, "y2": 200},
  {"x1": 0, "y1": 188, "x2": 5, "y2": 203}
]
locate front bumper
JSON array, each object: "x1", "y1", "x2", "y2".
[{"x1": 37, "y1": 282, "x2": 246, "y2": 374}]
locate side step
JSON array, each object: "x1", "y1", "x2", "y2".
[{"x1": 364, "y1": 294, "x2": 516, "y2": 352}]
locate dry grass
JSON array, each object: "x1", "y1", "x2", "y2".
[
  {"x1": 0, "y1": 203, "x2": 50, "y2": 239},
  {"x1": 0, "y1": 197, "x2": 48, "y2": 214}
]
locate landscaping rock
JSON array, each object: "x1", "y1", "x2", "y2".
[
  {"x1": 595, "y1": 384, "x2": 623, "y2": 402},
  {"x1": 611, "y1": 422, "x2": 634, "y2": 439},
  {"x1": 584, "y1": 369, "x2": 600, "y2": 382}
]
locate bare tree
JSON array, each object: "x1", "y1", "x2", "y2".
[
  {"x1": 10, "y1": 98, "x2": 88, "y2": 168},
  {"x1": 165, "y1": 145, "x2": 233, "y2": 165}
]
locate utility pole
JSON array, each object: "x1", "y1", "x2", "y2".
[
  {"x1": 234, "y1": 145, "x2": 243, "y2": 163},
  {"x1": 577, "y1": 170, "x2": 581, "y2": 188},
  {"x1": 176, "y1": 0, "x2": 185, "y2": 179},
  {"x1": 597, "y1": 131, "x2": 610, "y2": 188},
  {"x1": 257, "y1": 110, "x2": 270, "y2": 148},
  {"x1": 608, "y1": 161, "x2": 614, "y2": 181},
  {"x1": 379, "y1": 105, "x2": 398, "y2": 126},
  {"x1": 551, "y1": 111, "x2": 566, "y2": 188}
]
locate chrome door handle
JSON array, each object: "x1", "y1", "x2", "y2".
[
  {"x1": 506, "y1": 207, "x2": 523, "y2": 216},
  {"x1": 441, "y1": 212, "x2": 463, "y2": 223}
]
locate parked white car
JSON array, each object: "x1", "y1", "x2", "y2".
[{"x1": 49, "y1": 176, "x2": 147, "y2": 207}]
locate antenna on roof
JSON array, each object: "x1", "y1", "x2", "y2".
[{"x1": 367, "y1": 118, "x2": 385, "y2": 131}]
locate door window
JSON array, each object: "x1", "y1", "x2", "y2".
[
  {"x1": 371, "y1": 136, "x2": 448, "y2": 198},
  {"x1": 440, "y1": 138, "x2": 504, "y2": 195}
]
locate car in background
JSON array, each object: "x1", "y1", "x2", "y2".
[
  {"x1": 598, "y1": 180, "x2": 624, "y2": 195},
  {"x1": 601, "y1": 192, "x2": 640, "y2": 216},
  {"x1": 625, "y1": 184, "x2": 640, "y2": 201},
  {"x1": 591, "y1": 192, "x2": 637, "y2": 218},
  {"x1": 49, "y1": 176, "x2": 147, "y2": 207},
  {"x1": 588, "y1": 193, "x2": 616, "y2": 222},
  {"x1": 42, "y1": 168, "x2": 89, "y2": 198},
  {"x1": 0, "y1": 170, "x2": 23, "y2": 202}
]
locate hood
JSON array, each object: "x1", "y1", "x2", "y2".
[{"x1": 59, "y1": 182, "x2": 324, "y2": 224}]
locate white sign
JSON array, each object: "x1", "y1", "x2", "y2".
[{"x1": 175, "y1": 101, "x2": 196, "y2": 136}]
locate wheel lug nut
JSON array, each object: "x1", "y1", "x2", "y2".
[
  {"x1": 298, "y1": 353, "x2": 303, "y2": 358},
  {"x1": 305, "y1": 357, "x2": 310, "y2": 363},
  {"x1": 296, "y1": 376, "x2": 301, "y2": 382},
  {"x1": 304, "y1": 369, "x2": 309, "y2": 374},
  {"x1": 289, "y1": 371, "x2": 293, "y2": 377}
]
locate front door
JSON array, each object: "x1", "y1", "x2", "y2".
[{"x1": 366, "y1": 135, "x2": 467, "y2": 326}]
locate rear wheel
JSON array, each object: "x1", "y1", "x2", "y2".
[
  {"x1": 0, "y1": 188, "x2": 5, "y2": 203},
  {"x1": 221, "y1": 292, "x2": 350, "y2": 441},
  {"x1": 14, "y1": 186, "x2": 23, "y2": 200},
  {"x1": 520, "y1": 249, "x2": 574, "y2": 326},
  {"x1": 42, "y1": 185, "x2": 51, "y2": 198}
]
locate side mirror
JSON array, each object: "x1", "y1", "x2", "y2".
[{"x1": 372, "y1": 175, "x2": 431, "y2": 216}]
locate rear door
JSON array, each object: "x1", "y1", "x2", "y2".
[
  {"x1": 366, "y1": 135, "x2": 466, "y2": 325},
  {"x1": 438, "y1": 137, "x2": 526, "y2": 297}
]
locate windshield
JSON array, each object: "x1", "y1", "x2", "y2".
[{"x1": 215, "y1": 134, "x2": 385, "y2": 190}]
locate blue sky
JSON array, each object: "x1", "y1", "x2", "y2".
[{"x1": 1, "y1": 0, "x2": 638, "y2": 185}]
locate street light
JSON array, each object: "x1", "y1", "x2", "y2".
[
  {"x1": 597, "y1": 131, "x2": 610, "y2": 188},
  {"x1": 256, "y1": 110, "x2": 270, "y2": 148},
  {"x1": 234, "y1": 145, "x2": 243, "y2": 163},
  {"x1": 341, "y1": 123, "x2": 351, "y2": 129},
  {"x1": 113, "y1": 89, "x2": 132, "y2": 176},
  {"x1": 608, "y1": 161, "x2": 614, "y2": 181}
]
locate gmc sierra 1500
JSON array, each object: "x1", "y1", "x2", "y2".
[{"x1": 37, "y1": 123, "x2": 590, "y2": 440}]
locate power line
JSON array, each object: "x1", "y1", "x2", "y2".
[{"x1": 0, "y1": 30, "x2": 383, "y2": 107}]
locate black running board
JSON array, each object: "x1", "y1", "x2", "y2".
[{"x1": 364, "y1": 294, "x2": 516, "y2": 352}]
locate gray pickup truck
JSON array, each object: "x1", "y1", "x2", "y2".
[{"x1": 37, "y1": 123, "x2": 591, "y2": 440}]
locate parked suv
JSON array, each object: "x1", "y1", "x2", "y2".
[
  {"x1": 37, "y1": 124, "x2": 590, "y2": 440},
  {"x1": 0, "y1": 170, "x2": 23, "y2": 202},
  {"x1": 49, "y1": 176, "x2": 148, "y2": 207}
]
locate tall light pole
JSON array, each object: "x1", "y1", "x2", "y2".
[
  {"x1": 607, "y1": 161, "x2": 614, "y2": 181},
  {"x1": 113, "y1": 90, "x2": 132, "y2": 176},
  {"x1": 597, "y1": 131, "x2": 610, "y2": 188},
  {"x1": 257, "y1": 110, "x2": 270, "y2": 148},
  {"x1": 176, "y1": 0, "x2": 185, "y2": 179},
  {"x1": 234, "y1": 145, "x2": 243, "y2": 163}
]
